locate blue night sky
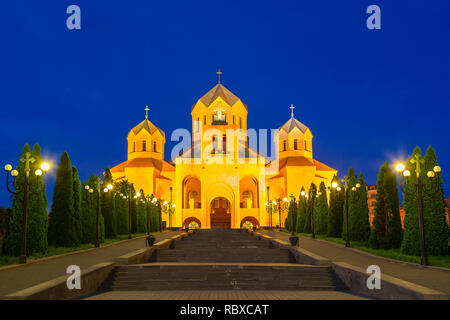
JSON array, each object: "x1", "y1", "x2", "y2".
[{"x1": 1, "y1": 1, "x2": 449, "y2": 208}]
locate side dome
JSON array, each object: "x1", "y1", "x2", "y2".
[{"x1": 130, "y1": 119, "x2": 165, "y2": 138}]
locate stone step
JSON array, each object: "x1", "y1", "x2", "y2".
[
  {"x1": 99, "y1": 264, "x2": 348, "y2": 292},
  {"x1": 112, "y1": 277, "x2": 336, "y2": 285},
  {"x1": 109, "y1": 284, "x2": 339, "y2": 291},
  {"x1": 96, "y1": 230, "x2": 349, "y2": 293}
]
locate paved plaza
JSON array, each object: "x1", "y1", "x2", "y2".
[
  {"x1": 0, "y1": 231, "x2": 178, "y2": 297},
  {"x1": 259, "y1": 230, "x2": 450, "y2": 296}
]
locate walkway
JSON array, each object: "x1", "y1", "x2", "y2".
[
  {"x1": 259, "y1": 230, "x2": 450, "y2": 296},
  {"x1": 0, "y1": 231, "x2": 179, "y2": 297},
  {"x1": 89, "y1": 229, "x2": 360, "y2": 299}
]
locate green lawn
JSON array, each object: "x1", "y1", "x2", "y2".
[
  {"x1": 282, "y1": 230, "x2": 450, "y2": 269},
  {"x1": 0, "y1": 232, "x2": 149, "y2": 267}
]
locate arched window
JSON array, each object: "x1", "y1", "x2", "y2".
[
  {"x1": 283, "y1": 140, "x2": 287, "y2": 151},
  {"x1": 211, "y1": 136, "x2": 217, "y2": 155},
  {"x1": 222, "y1": 134, "x2": 227, "y2": 154},
  {"x1": 293, "y1": 139, "x2": 298, "y2": 150},
  {"x1": 153, "y1": 141, "x2": 157, "y2": 152},
  {"x1": 305, "y1": 140, "x2": 310, "y2": 151},
  {"x1": 142, "y1": 140, "x2": 146, "y2": 151}
]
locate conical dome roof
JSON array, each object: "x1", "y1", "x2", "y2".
[
  {"x1": 192, "y1": 83, "x2": 247, "y2": 111},
  {"x1": 131, "y1": 119, "x2": 164, "y2": 137},
  {"x1": 279, "y1": 117, "x2": 309, "y2": 134}
]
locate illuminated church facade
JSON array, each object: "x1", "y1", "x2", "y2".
[{"x1": 111, "y1": 75, "x2": 337, "y2": 229}]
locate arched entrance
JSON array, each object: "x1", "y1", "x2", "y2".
[
  {"x1": 210, "y1": 197, "x2": 231, "y2": 228},
  {"x1": 183, "y1": 217, "x2": 202, "y2": 229},
  {"x1": 240, "y1": 216, "x2": 260, "y2": 229}
]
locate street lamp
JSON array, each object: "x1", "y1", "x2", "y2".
[
  {"x1": 307, "y1": 188, "x2": 317, "y2": 239},
  {"x1": 5, "y1": 156, "x2": 50, "y2": 263},
  {"x1": 84, "y1": 180, "x2": 111, "y2": 248},
  {"x1": 265, "y1": 187, "x2": 276, "y2": 229},
  {"x1": 332, "y1": 176, "x2": 360, "y2": 248},
  {"x1": 265, "y1": 186, "x2": 273, "y2": 228},
  {"x1": 145, "y1": 194, "x2": 158, "y2": 236},
  {"x1": 395, "y1": 158, "x2": 441, "y2": 266},
  {"x1": 161, "y1": 187, "x2": 175, "y2": 229},
  {"x1": 274, "y1": 197, "x2": 289, "y2": 232},
  {"x1": 288, "y1": 194, "x2": 299, "y2": 246}
]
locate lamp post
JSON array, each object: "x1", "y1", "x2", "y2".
[
  {"x1": 162, "y1": 187, "x2": 175, "y2": 229},
  {"x1": 331, "y1": 177, "x2": 360, "y2": 248},
  {"x1": 395, "y1": 158, "x2": 441, "y2": 266},
  {"x1": 266, "y1": 186, "x2": 272, "y2": 228},
  {"x1": 288, "y1": 194, "x2": 299, "y2": 245},
  {"x1": 4, "y1": 157, "x2": 50, "y2": 264},
  {"x1": 85, "y1": 181, "x2": 112, "y2": 248},
  {"x1": 275, "y1": 197, "x2": 289, "y2": 232},
  {"x1": 145, "y1": 194, "x2": 157, "y2": 235},
  {"x1": 313, "y1": 191, "x2": 324, "y2": 239},
  {"x1": 301, "y1": 189, "x2": 316, "y2": 239},
  {"x1": 157, "y1": 199, "x2": 162, "y2": 232}
]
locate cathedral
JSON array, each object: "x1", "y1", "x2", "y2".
[{"x1": 111, "y1": 74, "x2": 337, "y2": 229}]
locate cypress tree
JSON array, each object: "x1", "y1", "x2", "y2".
[
  {"x1": 81, "y1": 180, "x2": 94, "y2": 243},
  {"x1": 101, "y1": 168, "x2": 117, "y2": 239},
  {"x1": 384, "y1": 166, "x2": 403, "y2": 248},
  {"x1": 284, "y1": 216, "x2": 290, "y2": 232},
  {"x1": 83, "y1": 175, "x2": 105, "y2": 244},
  {"x1": 402, "y1": 146, "x2": 448, "y2": 255},
  {"x1": 131, "y1": 187, "x2": 137, "y2": 233},
  {"x1": 327, "y1": 176, "x2": 344, "y2": 237},
  {"x1": 26, "y1": 143, "x2": 49, "y2": 255},
  {"x1": 401, "y1": 147, "x2": 421, "y2": 255},
  {"x1": 48, "y1": 151, "x2": 75, "y2": 247},
  {"x1": 3, "y1": 144, "x2": 48, "y2": 256},
  {"x1": 3, "y1": 145, "x2": 31, "y2": 256},
  {"x1": 72, "y1": 167, "x2": 82, "y2": 246},
  {"x1": 369, "y1": 162, "x2": 389, "y2": 249},
  {"x1": 135, "y1": 189, "x2": 147, "y2": 233},
  {"x1": 342, "y1": 168, "x2": 357, "y2": 240},
  {"x1": 422, "y1": 146, "x2": 448, "y2": 255},
  {"x1": 114, "y1": 181, "x2": 130, "y2": 234},
  {"x1": 155, "y1": 199, "x2": 162, "y2": 232},
  {"x1": 369, "y1": 162, "x2": 402, "y2": 249},
  {"x1": 305, "y1": 183, "x2": 317, "y2": 234},
  {"x1": 296, "y1": 188, "x2": 307, "y2": 233},
  {"x1": 285, "y1": 198, "x2": 297, "y2": 233},
  {"x1": 313, "y1": 182, "x2": 328, "y2": 235},
  {"x1": 3, "y1": 144, "x2": 31, "y2": 256},
  {"x1": 350, "y1": 173, "x2": 370, "y2": 242},
  {"x1": 148, "y1": 194, "x2": 160, "y2": 233}
]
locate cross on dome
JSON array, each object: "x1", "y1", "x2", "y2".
[
  {"x1": 290, "y1": 104, "x2": 295, "y2": 118},
  {"x1": 217, "y1": 68, "x2": 222, "y2": 84},
  {"x1": 145, "y1": 106, "x2": 149, "y2": 119}
]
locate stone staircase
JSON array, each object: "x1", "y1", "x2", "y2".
[
  {"x1": 99, "y1": 229, "x2": 348, "y2": 292},
  {"x1": 152, "y1": 229, "x2": 294, "y2": 263}
]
